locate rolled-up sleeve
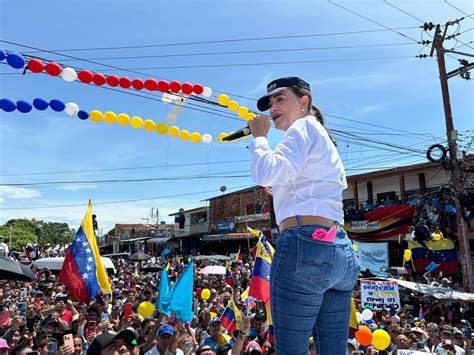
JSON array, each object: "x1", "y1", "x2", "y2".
[{"x1": 248, "y1": 124, "x2": 313, "y2": 186}]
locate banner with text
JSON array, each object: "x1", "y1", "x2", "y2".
[
  {"x1": 361, "y1": 280, "x2": 401, "y2": 311},
  {"x1": 354, "y1": 241, "x2": 389, "y2": 277}
]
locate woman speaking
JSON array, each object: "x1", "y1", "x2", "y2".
[{"x1": 247, "y1": 77, "x2": 360, "y2": 354}]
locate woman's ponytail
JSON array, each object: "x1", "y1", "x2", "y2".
[{"x1": 310, "y1": 105, "x2": 337, "y2": 146}]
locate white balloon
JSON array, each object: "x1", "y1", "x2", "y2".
[
  {"x1": 65, "y1": 102, "x2": 79, "y2": 116},
  {"x1": 356, "y1": 312, "x2": 363, "y2": 323},
  {"x1": 175, "y1": 97, "x2": 186, "y2": 107},
  {"x1": 61, "y1": 67, "x2": 77, "y2": 82},
  {"x1": 361, "y1": 309, "x2": 373, "y2": 321},
  {"x1": 161, "y1": 93, "x2": 173, "y2": 104},
  {"x1": 202, "y1": 133, "x2": 213, "y2": 144},
  {"x1": 202, "y1": 86, "x2": 213, "y2": 97},
  {"x1": 167, "y1": 113, "x2": 177, "y2": 123}
]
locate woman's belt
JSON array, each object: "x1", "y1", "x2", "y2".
[{"x1": 279, "y1": 215, "x2": 341, "y2": 233}]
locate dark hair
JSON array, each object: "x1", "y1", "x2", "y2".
[{"x1": 288, "y1": 86, "x2": 336, "y2": 146}]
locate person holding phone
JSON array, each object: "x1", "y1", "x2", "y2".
[{"x1": 248, "y1": 77, "x2": 360, "y2": 353}]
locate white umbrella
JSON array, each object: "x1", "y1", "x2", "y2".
[{"x1": 198, "y1": 265, "x2": 226, "y2": 275}]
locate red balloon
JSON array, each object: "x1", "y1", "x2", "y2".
[
  {"x1": 93, "y1": 73, "x2": 106, "y2": 86},
  {"x1": 144, "y1": 78, "x2": 158, "y2": 91},
  {"x1": 106, "y1": 75, "x2": 120, "y2": 87},
  {"x1": 181, "y1": 82, "x2": 193, "y2": 95},
  {"x1": 78, "y1": 70, "x2": 94, "y2": 83},
  {"x1": 193, "y1": 84, "x2": 204, "y2": 94},
  {"x1": 120, "y1": 77, "x2": 132, "y2": 89},
  {"x1": 132, "y1": 78, "x2": 144, "y2": 90},
  {"x1": 45, "y1": 62, "x2": 62, "y2": 76},
  {"x1": 27, "y1": 58, "x2": 44, "y2": 73},
  {"x1": 157, "y1": 80, "x2": 170, "y2": 92},
  {"x1": 170, "y1": 80, "x2": 181, "y2": 93}
]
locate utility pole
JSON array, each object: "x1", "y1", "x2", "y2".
[{"x1": 431, "y1": 23, "x2": 473, "y2": 291}]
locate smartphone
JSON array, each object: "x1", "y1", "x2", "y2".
[
  {"x1": 123, "y1": 303, "x2": 133, "y2": 320},
  {"x1": 27, "y1": 316, "x2": 36, "y2": 332},
  {"x1": 101, "y1": 312, "x2": 109, "y2": 321},
  {"x1": 20, "y1": 288, "x2": 28, "y2": 301},
  {"x1": 104, "y1": 293, "x2": 111, "y2": 304},
  {"x1": 34, "y1": 298, "x2": 41, "y2": 308},
  {"x1": 86, "y1": 321, "x2": 97, "y2": 338},
  {"x1": 465, "y1": 326, "x2": 472, "y2": 340},
  {"x1": 63, "y1": 333, "x2": 74, "y2": 348},
  {"x1": 26, "y1": 352, "x2": 38, "y2": 355},
  {"x1": 57, "y1": 296, "x2": 68, "y2": 304},
  {"x1": 95, "y1": 294, "x2": 104, "y2": 306},
  {"x1": 47, "y1": 342, "x2": 58, "y2": 355},
  {"x1": 18, "y1": 302, "x2": 27, "y2": 315},
  {"x1": 405, "y1": 323, "x2": 412, "y2": 329},
  {"x1": 406, "y1": 305, "x2": 414, "y2": 310}
]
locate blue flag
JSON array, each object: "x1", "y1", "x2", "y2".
[
  {"x1": 157, "y1": 268, "x2": 171, "y2": 314},
  {"x1": 168, "y1": 261, "x2": 194, "y2": 322},
  {"x1": 425, "y1": 261, "x2": 441, "y2": 272}
]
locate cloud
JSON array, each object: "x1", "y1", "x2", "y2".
[{"x1": 0, "y1": 186, "x2": 41, "y2": 199}]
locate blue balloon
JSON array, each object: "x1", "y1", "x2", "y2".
[
  {"x1": 0, "y1": 48, "x2": 5, "y2": 61},
  {"x1": 77, "y1": 110, "x2": 89, "y2": 120},
  {"x1": 33, "y1": 98, "x2": 49, "y2": 111},
  {"x1": 49, "y1": 99, "x2": 65, "y2": 112},
  {"x1": 0, "y1": 98, "x2": 17, "y2": 112},
  {"x1": 6, "y1": 53, "x2": 25, "y2": 69},
  {"x1": 16, "y1": 100, "x2": 33, "y2": 113}
]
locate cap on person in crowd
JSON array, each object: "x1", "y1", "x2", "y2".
[
  {"x1": 257, "y1": 77, "x2": 311, "y2": 111},
  {"x1": 347, "y1": 338, "x2": 359, "y2": 351},
  {"x1": 196, "y1": 345, "x2": 217, "y2": 355},
  {"x1": 210, "y1": 317, "x2": 221, "y2": 325},
  {"x1": 0, "y1": 339, "x2": 10, "y2": 350},
  {"x1": 158, "y1": 324, "x2": 174, "y2": 337},
  {"x1": 442, "y1": 325, "x2": 454, "y2": 334},
  {"x1": 411, "y1": 327, "x2": 424, "y2": 335},
  {"x1": 87, "y1": 329, "x2": 137, "y2": 354},
  {"x1": 440, "y1": 339, "x2": 455, "y2": 350},
  {"x1": 245, "y1": 341, "x2": 262, "y2": 354}
]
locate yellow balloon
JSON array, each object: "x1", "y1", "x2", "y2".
[
  {"x1": 404, "y1": 249, "x2": 412, "y2": 261},
  {"x1": 143, "y1": 119, "x2": 156, "y2": 132},
  {"x1": 89, "y1": 110, "x2": 103, "y2": 123},
  {"x1": 218, "y1": 132, "x2": 228, "y2": 142},
  {"x1": 372, "y1": 329, "x2": 391, "y2": 350},
  {"x1": 217, "y1": 94, "x2": 230, "y2": 106},
  {"x1": 131, "y1": 116, "x2": 143, "y2": 129},
  {"x1": 180, "y1": 130, "x2": 191, "y2": 141},
  {"x1": 201, "y1": 288, "x2": 211, "y2": 300},
  {"x1": 156, "y1": 122, "x2": 168, "y2": 135},
  {"x1": 137, "y1": 301, "x2": 155, "y2": 318},
  {"x1": 227, "y1": 100, "x2": 238, "y2": 111},
  {"x1": 190, "y1": 132, "x2": 202, "y2": 143},
  {"x1": 103, "y1": 111, "x2": 117, "y2": 124},
  {"x1": 237, "y1": 106, "x2": 249, "y2": 118},
  {"x1": 245, "y1": 112, "x2": 256, "y2": 121},
  {"x1": 117, "y1": 113, "x2": 130, "y2": 126},
  {"x1": 353, "y1": 244, "x2": 359, "y2": 251},
  {"x1": 168, "y1": 126, "x2": 180, "y2": 137},
  {"x1": 433, "y1": 233, "x2": 442, "y2": 241}
]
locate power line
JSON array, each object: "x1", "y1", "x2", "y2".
[
  {"x1": 17, "y1": 27, "x2": 422, "y2": 54},
  {"x1": 383, "y1": 0, "x2": 425, "y2": 23},
  {"x1": 0, "y1": 159, "x2": 251, "y2": 177},
  {"x1": 327, "y1": 0, "x2": 421, "y2": 43},
  {"x1": 0, "y1": 184, "x2": 254, "y2": 211},
  {"x1": 47, "y1": 42, "x2": 417, "y2": 62},
  {"x1": 92, "y1": 56, "x2": 415, "y2": 71},
  {"x1": 444, "y1": 0, "x2": 474, "y2": 19}
]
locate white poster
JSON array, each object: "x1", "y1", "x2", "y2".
[{"x1": 361, "y1": 280, "x2": 401, "y2": 311}]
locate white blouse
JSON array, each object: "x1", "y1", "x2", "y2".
[{"x1": 248, "y1": 115, "x2": 347, "y2": 225}]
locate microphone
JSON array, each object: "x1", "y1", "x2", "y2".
[{"x1": 222, "y1": 126, "x2": 251, "y2": 141}]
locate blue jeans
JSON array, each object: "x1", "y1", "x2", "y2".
[{"x1": 270, "y1": 224, "x2": 360, "y2": 355}]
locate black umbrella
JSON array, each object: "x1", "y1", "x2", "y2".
[
  {"x1": 142, "y1": 263, "x2": 163, "y2": 273},
  {"x1": 0, "y1": 257, "x2": 35, "y2": 281},
  {"x1": 128, "y1": 253, "x2": 152, "y2": 261}
]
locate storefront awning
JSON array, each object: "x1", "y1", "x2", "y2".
[
  {"x1": 147, "y1": 237, "x2": 171, "y2": 244},
  {"x1": 201, "y1": 233, "x2": 254, "y2": 241}
]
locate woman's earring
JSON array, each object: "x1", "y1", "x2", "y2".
[{"x1": 301, "y1": 108, "x2": 305, "y2": 112}]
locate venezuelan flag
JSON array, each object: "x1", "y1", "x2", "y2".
[
  {"x1": 226, "y1": 269, "x2": 236, "y2": 288},
  {"x1": 249, "y1": 235, "x2": 274, "y2": 303},
  {"x1": 408, "y1": 239, "x2": 458, "y2": 275},
  {"x1": 59, "y1": 200, "x2": 111, "y2": 303},
  {"x1": 220, "y1": 300, "x2": 243, "y2": 334},
  {"x1": 241, "y1": 287, "x2": 256, "y2": 310},
  {"x1": 265, "y1": 301, "x2": 275, "y2": 344}
]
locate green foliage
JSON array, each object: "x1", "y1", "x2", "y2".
[{"x1": 0, "y1": 219, "x2": 75, "y2": 251}]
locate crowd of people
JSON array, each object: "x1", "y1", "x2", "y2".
[{"x1": 0, "y1": 243, "x2": 472, "y2": 354}]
